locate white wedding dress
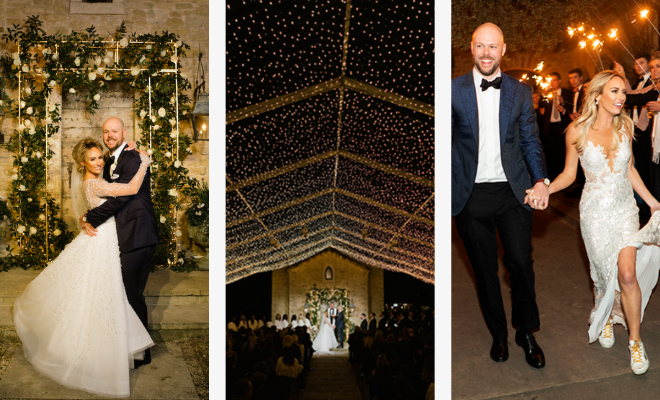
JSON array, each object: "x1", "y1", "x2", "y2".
[
  {"x1": 312, "y1": 315, "x2": 338, "y2": 354},
  {"x1": 13, "y1": 153, "x2": 153, "y2": 398},
  {"x1": 579, "y1": 133, "x2": 660, "y2": 342}
]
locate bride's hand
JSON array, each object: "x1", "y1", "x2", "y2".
[
  {"x1": 126, "y1": 141, "x2": 137, "y2": 151},
  {"x1": 650, "y1": 202, "x2": 660, "y2": 216}
]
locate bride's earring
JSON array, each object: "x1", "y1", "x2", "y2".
[{"x1": 596, "y1": 98, "x2": 599, "y2": 106}]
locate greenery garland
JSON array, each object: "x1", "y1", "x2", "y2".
[
  {"x1": 305, "y1": 284, "x2": 354, "y2": 340},
  {"x1": 0, "y1": 16, "x2": 200, "y2": 272}
]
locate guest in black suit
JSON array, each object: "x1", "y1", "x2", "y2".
[
  {"x1": 335, "y1": 306, "x2": 345, "y2": 348},
  {"x1": 378, "y1": 311, "x2": 388, "y2": 331},
  {"x1": 452, "y1": 23, "x2": 548, "y2": 369},
  {"x1": 368, "y1": 312, "x2": 377, "y2": 334},
  {"x1": 82, "y1": 117, "x2": 159, "y2": 367},
  {"x1": 564, "y1": 68, "x2": 587, "y2": 197},
  {"x1": 360, "y1": 313, "x2": 368, "y2": 331},
  {"x1": 542, "y1": 72, "x2": 572, "y2": 179}
]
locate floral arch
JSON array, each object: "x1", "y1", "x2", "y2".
[{"x1": 305, "y1": 285, "x2": 354, "y2": 338}]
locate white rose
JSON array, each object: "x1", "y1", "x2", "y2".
[
  {"x1": 106, "y1": 50, "x2": 113, "y2": 58},
  {"x1": 13, "y1": 58, "x2": 21, "y2": 66},
  {"x1": 29, "y1": 227, "x2": 36, "y2": 235},
  {"x1": 146, "y1": 44, "x2": 152, "y2": 50},
  {"x1": 25, "y1": 87, "x2": 31, "y2": 95},
  {"x1": 160, "y1": 215, "x2": 166, "y2": 223},
  {"x1": 49, "y1": 80, "x2": 56, "y2": 87},
  {"x1": 161, "y1": 50, "x2": 167, "y2": 57},
  {"x1": 27, "y1": 198, "x2": 32, "y2": 202},
  {"x1": 182, "y1": 111, "x2": 187, "y2": 115},
  {"x1": 147, "y1": 149, "x2": 153, "y2": 155},
  {"x1": 42, "y1": 48, "x2": 51, "y2": 55},
  {"x1": 95, "y1": 57, "x2": 102, "y2": 65},
  {"x1": 110, "y1": 163, "x2": 117, "y2": 172},
  {"x1": 181, "y1": 73, "x2": 188, "y2": 80},
  {"x1": 170, "y1": 131, "x2": 177, "y2": 138},
  {"x1": 39, "y1": 214, "x2": 45, "y2": 220},
  {"x1": 26, "y1": 107, "x2": 33, "y2": 115},
  {"x1": 22, "y1": 64, "x2": 29, "y2": 72},
  {"x1": 54, "y1": 229, "x2": 61, "y2": 236},
  {"x1": 97, "y1": 67, "x2": 105, "y2": 74},
  {"x1": 140, "y1": 110, "x2": 147, "y2": 118},
  {"x1": 11, "y1": 174, "x2": 17, "y2": 180},
  {"x1": 43, "y1": 72, "x2": 49, "y2": 79},
  {"x1": 151, "y1": 116, "x2": 157, "y2": 123},
  {"x1": 158, "y1": 107, "x2": 166, "y2": 117},
  {"x1": 174, "y1": 160, "x2": 181, "y2": 168},
  {"x1": 20, "y1": 101, "x2": 25, "y2": 108},
  {"x1": 104, "y1": 73, "x2": 112, "y2": 81},
  {"x1": 119, "y1": 38, "x2": 129, "y2": 47},
  {"x1": 170, "y1": 97, "x2": 176, "y2": 105},
  {"x1": 178, "y1": 258, "x2": 184, "y2": 265},
  {"x1": 69, "y1": 88, "x2": 76, "y2": 94},
  {"x1": 139, "y1": 55, "x2": 146, "y2": 64},
  {"x1": 103, "y1": 57, "x2": 110, "y2": 65},
  {"x1": 88, "y1": 72, "x2": 96, "y2": 81},
  {"x1": 170, "y1": 55, "x2": 178, "y2": 63},
  {"x1": 169, "y1": 188, "x2": 177, "y2": 196},
  {"x1": 18, "y1": 124, "x2": 25, "y2": 130},
  {"x1": 45, "y1": 117, "x2": 52, "y2": 124},
  {"x1": 153, "y1": 124, "x2": 160, "y2": 131},
  {"x1": 21, "y1": 157, "x2": 28, "y2": 163},
  {"x1": 28, "y1": 128, "x2": 35, "y2": 135},
  {"x1": 187, "y1": 148, "x2": 192, "y2": 154},
  {"x1": 165, "y1": 151, "x2": 171, "y2": 158},
  {"x1": 175, "y1": 40, "x2": 182, "y2": 48},
  {"x1": 35, "y1": 151, "x2": 42, "y2": 159},
  {"x1": 17, "y1": 225, "x2": 25, "y2": 234},
  {"x1": 52, "y1": 53, "x2": 59, "y2": 60},
  {"x1": 130, "y1": 66, "x2": 141, "y2": 76},
  {"x1": 93, "y1": 94, "x2": 100, "y2": 101},
  {"x1": 24, "y1": 120, "x2": 32, "y2": 127},
  {"x1": 12, "y1": 52, "x2": 19, "y2": 59},
  {"x1": 199, "y1": 203, "x2": 205, "y2": 208},
  {"x1": 169, "y1": 118, "x2": 176, "y2": 125},
  {"x1": 74, "y1": 57, "x2": 81, "y2": 66}
]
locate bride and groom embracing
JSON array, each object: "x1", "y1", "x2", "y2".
[
  {"x1": 13, "y1": 117, "x2": 159, "y2": 398},
  {"x1": 312, "y1": 302, "x2": 345, "y2": 354}
]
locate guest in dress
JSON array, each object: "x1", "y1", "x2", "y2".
[
  {"x1": 304, "y1": 313, "x2": 312, "y2": 331},
  {"x1": 290, "y1": 314, "x2": 298, "y2": 328},
  {"x1": 258, "y1": 315, "x2": 266, "y2": 329},
  {"x1": 248, "y1": 315, "x2": 259, "y2": 331},
  {"x1": 228, "y1": 316, "x2": 239, "y2": 332},
  {"x1": 238, "y1": 315, "x2": 248, "y2": 330},
  {"x1": 282, "y1": 314, "x2": 289, "y2": 330},
  {"x1": 274, "y1": 314, "x2": 283, "y2": 330}
]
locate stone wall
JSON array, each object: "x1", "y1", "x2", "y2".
[
  {"x1": 0, "y1": 0, "x2": 209, "y2": 244},
  {"x1": 271, "y1": 249, "x2": 385, "y2": 327}
]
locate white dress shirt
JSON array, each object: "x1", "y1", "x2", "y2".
[
  {"x1": 572, "y1": 85, "x2": 582, "y2": 114},
  {"x1": 110, "y1": 141, "x2": 128, "y2": 159},
  {"x1": 550, "y1": 89, "x2": 562, "y2": 123},
  {"x1": 472, "y1": 68, "x2": 507, "y2": 183}
]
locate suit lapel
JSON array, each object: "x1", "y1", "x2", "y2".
[
  {"x1": 460, "y1": 74, "x2": 480, "y2": 142},
  {"x1": 499, "y1": 74, "x2": 514, "y2": 151}
]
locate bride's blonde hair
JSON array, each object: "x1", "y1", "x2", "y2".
[
  {"x1": 72, "y1": 138, "x2": 104, "y2": 174},
  {"x1": 573, "y1": 70, "x2": 634, "y2": 154}
]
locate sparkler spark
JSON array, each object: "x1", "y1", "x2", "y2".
[
  {"x1": 608, "y1": 29, "x2": 617, "y2": 39},
  {"x1": 587, "y1": 34, "x2": 595, "y2": 40},
  {"x1": 593, "y1": 39, "x2": 602, "y2": 49},
  {"x1": 579, "y1": 40, "x2": 587, "y2": 49},
  {"x1": 642, "y1": 9, "x2": 649, "y2": 19},
  {"x1": 534, "y1": 61, "x2": 544, "y2": 72},
  {"x1": 578, "y1": 26, "x2": 584, "y2": 32},
  {"x1": 568, "y1": 27, "x2": 575, "y2": 37}
]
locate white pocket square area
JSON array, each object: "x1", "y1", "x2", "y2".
[{"x1": 112, "y1": 174, "x2": 120, "y2": 180}]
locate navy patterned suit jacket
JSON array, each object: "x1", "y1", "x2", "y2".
[{"x1": 451, "y1": 71, "x2": 548, "y2": 216}]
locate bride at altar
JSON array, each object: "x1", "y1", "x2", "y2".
[{"x1": 312, "y1": 311, "x2": 337, "y2": 354}]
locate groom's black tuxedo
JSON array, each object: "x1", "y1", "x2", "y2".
[
  {"x1": 335, "y1": 311, "x2": 345, "y2": 347},
  {"x1": 85, "y1": 146, "x2": 158, "y2": 365}
]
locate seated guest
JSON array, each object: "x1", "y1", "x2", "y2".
[
  {"x1": 258, "y1": 315, "x2": 266, "y2": 329},
  {"x1": 228, "y1": 316, "x2": 238, "y2": 332},
  {"x1": 238, "y1": 314, "x2": 248, "y2": 330},
  {"x1": 248, "y1": 314, "x2": 259, "y2": 331}
]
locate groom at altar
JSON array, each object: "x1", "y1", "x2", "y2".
[{"x1": 452, "y1": 23, "x2": 549, "y2": 369}]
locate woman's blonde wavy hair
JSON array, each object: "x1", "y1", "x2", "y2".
[
  {"x1": 573, "y1": 70, "x2": 634, "y2": 154},
  {"x1": 72, "y1": 137, "x2": 104, "y2": 174}
]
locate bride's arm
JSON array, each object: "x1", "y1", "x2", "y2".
[
  {"x1": 548, "y1": 122, "x2": 580, "y2": 194},
  {"x1": 87, "y1": 153, "x2": 150, "y2": 197},
  {"x1": 628, "y1": 136, "x2": 660, "y2": 214}
]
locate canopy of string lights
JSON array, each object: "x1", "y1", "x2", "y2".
[{"x1": 226, "y1": 0, "x2": 434, "y2": 284}]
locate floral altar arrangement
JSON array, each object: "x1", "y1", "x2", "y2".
[{"x1": 305, "y1": 284, "x2": 354, "y2": 340}]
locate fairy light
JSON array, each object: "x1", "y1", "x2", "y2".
[{"x1": 226, "y1": 0, "x2": 434, "y2": 283}]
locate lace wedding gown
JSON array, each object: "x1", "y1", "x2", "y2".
[
  {"x1": 312, "y1": 315, "x2": 338, "y2": 354},
  {"x1": 13, "y1": 153, "x2": 153, "y2": 398},
  {"x1": 580, "y1": 133, "x2": 660, "y2": 343}
]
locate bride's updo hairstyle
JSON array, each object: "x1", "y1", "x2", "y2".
[
  {"x1": 573, "y1": 70, "x2": 634, "y2": 154},
  {"x1": 72, "y1": 138, "x2": 104, "y2": 174}
]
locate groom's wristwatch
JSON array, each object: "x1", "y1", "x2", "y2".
[{"x1": 536, "y1": 178, "x2": 550, "y2": 187}]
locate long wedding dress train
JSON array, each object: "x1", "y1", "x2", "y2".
[
  {"x1": 579, "y1": 134, "x2": 660, "y2": 343},
  {"x1": 312, "y1": 316, "x2": 338, "y2": 354},
  {"x1": 13, "y1": 154, "x2": 154, "y2": 398}
]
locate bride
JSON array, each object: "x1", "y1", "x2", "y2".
[
  {"x1": 312, "y1": 310, "x2": 338, "y2": 354},
  {"x1": 536, "y1": 70, "x2": 660, "y2": 375},
  {"x1": 13, "y1": 137, "x2": 153, "y2": 397}
]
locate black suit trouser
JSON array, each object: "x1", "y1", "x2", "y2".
[
  {"x1": 121, "y1": 244, "x2": 157, "y2": 331},
  {"x1": 455, "y1": 182, "x2": 540, "y2": 340}
]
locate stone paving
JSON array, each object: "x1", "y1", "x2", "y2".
[
  {"x1": 300, "y1": 348, "x2": 362, "y2": 400},
  {"x1": 452, "y1": 192, "x2": 660, "y2": 399}
]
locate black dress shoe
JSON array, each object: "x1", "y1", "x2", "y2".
[
  {"x1": 490, "y1": 338, "x2": 509, "y2": 362},
  {"x1": 515, "y1": 331, "x2": 545, "y2": 369}
]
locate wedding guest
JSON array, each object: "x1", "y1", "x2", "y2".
[
  {"x1": 282, "y1": 314, "x2": 289, "y2": 330},
  {"x1": 303, "y1": 313, "x2": 312, "y2": 331},
  {"x1": 369, "y1": 312, "x2": 377, "y2": 334},
  {"x1": 568, "y1": 68, "x2": 585, "y2": 120},
  {"x1": 276, "y1": 336, "x2": 304, "y2": 378},
  {"x1": 258, "y1": 315, "x2": 265, "y2": 329},
  {"x1": 290, "y1": 314, "x2": 298, "y2": 328},
  {"x1": 378, "y1": 311, "x2": 388, "y2": 331},
  {"x1": 238, "y1": 315, "x2": 248, "y2": 330},
  {"x1": 248, "y1": 315, "x2": 259, "y2": 331},
  {"x1": 360, "y1": 313, "x2": 368, "y2": 331},
  {"x1": 542, "y1": 71, "x2": 572, "y2": 179},
  {"x1": 228, "y1": 316, "x2": 239, "y2": 332},
  {"x1": 274, "y1": 314, "x2": 283, "y2": 330}
]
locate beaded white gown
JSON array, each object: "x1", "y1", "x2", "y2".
[
  {"x1": 579, "y1": 133, "x2": 660, "y2": 343},
  {"x1": 13, "y1": 154, "x2": 153, "y2": 398}
]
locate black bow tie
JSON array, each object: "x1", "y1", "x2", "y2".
[
  {"x1": 108, "y1": 155, "x2": 116, "y2": 165},
  {"x1": 481, "y1": 77, "x2": 502, "y2": 91}
]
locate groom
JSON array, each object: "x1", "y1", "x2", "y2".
[
  {"x1": 80, "y1": 117, "x2": 159, "y2": 368},
  {"x1": 452, "y1": 23, "x2": 549, "y2": 369}
]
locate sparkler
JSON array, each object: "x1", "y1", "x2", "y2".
[
  {"x1": 641, "y1": 9, "x2": 660, "y2": 37},
  {"x1": 569, "y1": 25, "x2": 603, "y2": 71}
]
